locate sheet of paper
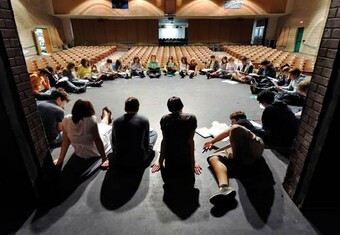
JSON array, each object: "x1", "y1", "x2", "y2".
[
  {"x1": 267, "y1": 76, "x2": 279, "y2": 86},
  {"x1": 195, "y1": 127, "x2": 211, "y2": 138},
  {"x1": 210, "y1": 121, "x2": 229, "y2": 141},
  {"x1": 221, "y1": 80, "x2": 238, "y2": 84},
  {"x1": 250, "y1": 120, "x2": 262, "y2": 128}
]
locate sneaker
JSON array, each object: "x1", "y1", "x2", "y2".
[
  {"x1": 209, "y1": 186, "x2": 236, "y2": 205},
  {"x1": 207, "y1": 73, "x2": 211, "y2": 79},
  {"x1": 189, "y1": 73, "x2": 194, "y2": 79}
]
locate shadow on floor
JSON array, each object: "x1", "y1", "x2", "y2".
[
  {"x1": 236, "y1": 156, "x2": 276, "y2": 227},
  {"x1": 28, "y1": 154, "x2": 102, "y2": 233},
  {"x1": 160, "y1": 169, "x2": 200, "y2": 220},
  {"x1": 100, "y1": 164, "x2": 147, "y2": 210},
  {"x1": 208, "y1": 156, "x2": 275, "y2": 225}
]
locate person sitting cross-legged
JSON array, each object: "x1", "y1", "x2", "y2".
[{"x1": 146, "y1": 55, "x2": 161, "y2": 79}]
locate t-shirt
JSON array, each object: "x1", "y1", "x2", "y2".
[
  {"x1": 98, "y1": 62, "x2": 113, "y2": 74},
  {"x1": 160, "y1": 112, "x2": 197, "y2": 168},
  {"x1": 62, "y1": 115, "x2": 101, "y2": 158},
  {"x1": 111, "y1": 113, "x2": 150, "y2": 166},
  {"x1": 77, "y1": 65, "x2": 91, "y2": 78},
  {"x1": 37, "y1": 100, "x2": 64, "y2": 144},
  {"x1": 147, "y1": 60, "x2": 160, "y2": 69},
  {"x1": 260, "y1": 101, "x2": 299, "y2": 146}
]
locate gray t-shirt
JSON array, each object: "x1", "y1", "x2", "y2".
[{"x1": 37, "y1": 100, "x2": 64, "y2": 144}]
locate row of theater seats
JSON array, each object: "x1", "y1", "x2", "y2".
[
  {"x1": 25, "y1": 46, "x2": 117, "y2": 73},
  {"x1": 119, "y1": 45, "x2": 214, "y2": 69},
  {"x1": 224, "y1": 45, "x2": 315, "y2": 75}
]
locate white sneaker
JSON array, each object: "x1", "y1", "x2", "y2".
[{"x1": 209, "y1": 186, "x2": 236, "y2": 205}]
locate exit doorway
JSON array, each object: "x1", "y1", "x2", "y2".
[{"x1": 294, "y1": 27, "x2": 304, "y2": 52}]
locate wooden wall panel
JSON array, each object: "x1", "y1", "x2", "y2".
[
  {"x1": 148, "y1": 20, "x2": 158, "y2": 44},
  {"x1": 209, "y1": 20, "x2": 220, "y2": 43},
  {"x1": 188, "y1": 19, "x2": 199, "y2": 43},
  {"x1": 137, "y1": 20, "x2": 148, "y2": 43},
  {"x1": 72, "y1": 19, "x2": 85, "y2": 45},
  {"x1": 198, "y1": 20, "x2": 209, "y2": 43},
  {"x1": 188, "y1": 19, "x2": 253, "y2": 44},
  {"x1": 219, "y1": 20, "x2": 230, "y2": 43},
  {"x1": 84, "y1": 20, "x2": 96, "y2": 44},
  {"x1": 94, "y1": 20, "x2": 107, "y2": 44},
  {"x1": 104, "y1": 20, "x2": 117, "y2": 43},
  {"x1": 115, "y1": 20, "x2": 127, "y2": 42},
  {"x1": 126, "y1": 20, "x2": 137, "y2": 43}
]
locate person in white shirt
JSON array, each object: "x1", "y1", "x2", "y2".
[
  {"x1": 99, "y1": 58, "x2": 116, "y2": 80},
  {"x1": 54, "y1": 99, "x2": 112, "y2": 169}
]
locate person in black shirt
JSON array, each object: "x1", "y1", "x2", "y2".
[
  {"x1": 255, "y1": 89, "x2": 299, "y2": 148},
  {"x1": 151, "y1": 96, "x2": 202, "y2": 185}
]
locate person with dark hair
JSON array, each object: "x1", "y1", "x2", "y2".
[
  {"x1": 200, "y1": 54, "x2": 219, "y2": 75},
  {"x1": 274, "y1": 67, "x2": 307, "y2": 106},
  {"x1": 30, "y1": 68, "x2": 54, "y2": 100},
  {"x1": 151, "y1": 96, "x2": 202, "y2": 186},
  {"x1": 98, "y1": 58, "x2": 115, "y2": 80},
  {"x1": 187, "y1": 57, "x2": 198, "y2": 79},
  {"x1": 37, "y1": 88, "x2": 70, "y2": 147},
  {"x1": 231, "y1": 56, "x2": 254, "y2": 83},
  {"x1": 54, "y1": 99, "x2": 112, "y2": 169},
  {"x1": 77, "y1": 58, "x2": 91, "y2": 80},
  {"x1": 257, "y1": 59, "x2": 277, "y2": 78},
  {"x1": 179, "y1": 56, "x2": 188, "y2": 78},
  {"x1": 63, "y1": 62, "x2": 103, "y2": 87},
  {"x1": 276, "y1": 63, "x2": 291, "y2": 86},
  {"x1": 147, "y1": 55, "x2": 161, "y2": 78},
  {"x1": 111, "y1": 97, "x2": 157, "y2": 168},
  {"x1": 249, "y1": 64, "x2": 291, "y2": 94},
  {"x1": 46, "y1": 66, "x2": 86, "y2": 94},
  {"x1": 255, "y1": 89, "x2": 299, "y2": 148},
  {"x1": 163, "y1": 56, "x2": 178, "y2": 77},
  {"x1": 203, "y1": 111, "x2": 264, "y2": 205},
  {"x1": 129, "y1": 56, "x2": 145, "y2": 78},
  {"x1": 112, "y1": 59, "x2": 128, "y2": 79}
]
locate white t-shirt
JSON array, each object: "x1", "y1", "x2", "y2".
[
  {"x1": 62, "y1": 115, "x2": 112, "y2": 158},
  {"x1": 98, "y1": 62, "x2": 113, "y2": 74}
]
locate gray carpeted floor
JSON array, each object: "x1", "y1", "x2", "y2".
[{"x1": 16, "y1": 74, "x2": 318, "y2": 235}]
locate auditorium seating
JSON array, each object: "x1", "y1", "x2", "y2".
[
  {"x1": 223, "y1": 45, "x2": 316, "y2": 75},
  {"x1": 25, "y1": 46, "x2": 116, "y2": 73},
  {"x1": 119, "y1": 45, "x2": 214, "y2": 69}
]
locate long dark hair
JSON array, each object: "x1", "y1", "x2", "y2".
[{"x1": 71, "y1": 99, "x2": 95, "y2": 124}]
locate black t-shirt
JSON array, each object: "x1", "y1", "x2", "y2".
[
  {"x1": 112, "y1": 113, "x2": 150, "y2": 166},
  {"x1": 160, "y1": 112, "x2": 197, "y2": 168},
  {"x1": 261, "y1": 101, "x2": 298, "y2": 146}
]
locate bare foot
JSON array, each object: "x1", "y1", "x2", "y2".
[
  {"x1": 101, "y1": 107, "x2": 112, "y2": 124},
  {"x1": 100, "y1": 159, "x2": 109, "y2": 169}
]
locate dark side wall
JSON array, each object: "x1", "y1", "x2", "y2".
[{"x1": 0, "y1": 1, "x2": 59, "y2": 233}]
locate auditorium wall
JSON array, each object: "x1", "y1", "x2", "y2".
[
  {"x1": 11, "y1": 0, "x2": 64, "y2": 56},
  {"x1": 71, "y1": 19, "x2": 158, "y2": 46},
  {"x1": 188, "y1": 19, "x2": 254, "y2": 44},
  {"x1": 276, "y1": 0, "x2": 331, "y2": 56}
]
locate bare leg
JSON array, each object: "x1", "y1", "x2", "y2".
[{"x1": 208, "y1": 156, "x2": 229, "y2": 187}]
